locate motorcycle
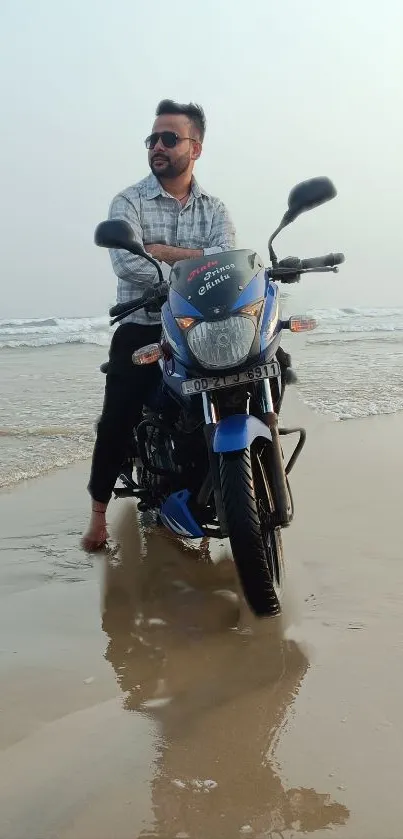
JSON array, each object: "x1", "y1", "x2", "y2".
[{"x1": 94, "y1": 176, "x2": 344, "y2": 617}]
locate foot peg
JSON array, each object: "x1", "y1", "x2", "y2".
[
  {"x1": 119, "y1": 469, "x2": 138, "y2": 490},
  {"x1": 113, "y1": 487, "x2": 137, "y2": 498}
]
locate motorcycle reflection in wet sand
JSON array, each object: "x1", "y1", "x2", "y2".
[{"x1": 101, "y1": 505, "x2": 349, "y2": 838}]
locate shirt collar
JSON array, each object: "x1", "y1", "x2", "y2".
[{"x1": 145, "y1": 172, "x2": 208, "y2": 200}]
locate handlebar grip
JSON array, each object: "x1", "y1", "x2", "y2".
[
  {"x1": 109, "y1": 287, "x2": 158, "y2": 318},
  {"x1": 109, "y1": 283, "x2": 169, "y2": 320},
  {"x1": 109, "y1": 302, "x2": 134, "y2": 317},
  {"x1": 300, "y1": 253, "x2": 345, "y2": 269}
]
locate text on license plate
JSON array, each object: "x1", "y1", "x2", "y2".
[{"x1": 181, "y1": 361, "x2": 281, "y2": 396}]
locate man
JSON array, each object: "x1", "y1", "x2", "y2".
[{"x1": 82, "y1": 99, "x2": 236, "y2": 551}]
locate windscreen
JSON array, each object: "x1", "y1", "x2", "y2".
[{"x1": 169, "y1": 249, "x2": 265, "y2": 319}]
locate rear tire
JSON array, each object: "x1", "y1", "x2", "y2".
[{"x1": 220, "y1": 442, "x2": 284, "y2": 617}]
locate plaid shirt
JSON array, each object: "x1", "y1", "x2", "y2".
[{"x1": 108, "y1": 173, "x2": 236, "y2": 325}]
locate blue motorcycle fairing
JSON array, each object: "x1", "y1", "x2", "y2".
[
  {"x1": 213, "y1": 414, "x2": 272, "y2": 454},
  {"x1": 229, "y1": 267, "x2": 266, "y2": 312},
  {"x1": 161, "y1": 303, "x2": 193, "y2": 366},
  {"x1": 168, "y1": 287, "x2": 204, "y2": 318},
  {"x1": 260, "y1": 281, "x2": 279, "y2": 333},
  {"x1": 260, "y1": 282, "x2": 282, "y2": 353},
  {"x1": 160, "y1": 489, "x2": 204, "y2": 539},
  {"x1": 259, "y1": 333, "x2": 283, "y2": 366},
  {"x1": 161, "y1": 357, "x2": 193, "y2": 401}
]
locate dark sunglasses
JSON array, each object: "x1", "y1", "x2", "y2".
[{"x1": 145, "y1": 131, "x2": 197, "y2": 150}]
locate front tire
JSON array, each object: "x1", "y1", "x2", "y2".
[{"x1": 220, "y1": 442, "x2": 284, "y2": 617}]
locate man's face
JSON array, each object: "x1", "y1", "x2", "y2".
[{"x1": 147, "y1": 114, "x2": 201, "y2": 179}]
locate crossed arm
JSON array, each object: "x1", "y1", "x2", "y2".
[
  {"x1": 145, "y1": 243, "x2": 203, "y2": 265},
  {"x1": 108, "y1": 193, "x2": 236, "y2": 284}
]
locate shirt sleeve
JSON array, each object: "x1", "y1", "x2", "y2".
[
  {"x1": 203, "y1": 200, "x2": 236, "y2": 256},
  {"x1": 107, "y1": 193, "x2": 159, "y2": 285}
]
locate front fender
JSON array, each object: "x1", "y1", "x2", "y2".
[{"x1": 213, "y1": 414, "x2": 272, "y2": 454}]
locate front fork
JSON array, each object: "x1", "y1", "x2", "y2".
[
  {"x1": 201, "y1": 393, "x2": 228, "y2": 535},
  {"x1": 201, "y1": 382, "x2": 291, "y2": 533},
  {"x1": 258, "y1": 379, "x2": 292, "y2": 527}
]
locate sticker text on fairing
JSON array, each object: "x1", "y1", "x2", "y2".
[{"x1": 198, "y1": 264, "x2": 236, "y2": 295}]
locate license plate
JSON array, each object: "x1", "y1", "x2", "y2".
[{"x1": 181, "y1": 360, "x2": 281, "y2": 396}]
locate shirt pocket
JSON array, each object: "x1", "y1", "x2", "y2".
[
  {"x1": 177, "y1": 210, "x2": 211, "y2": 249},
  {"x1": 141, "y1": 200, "x2": 178, "y2": 246}
]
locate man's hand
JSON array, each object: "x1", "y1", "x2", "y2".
[{"x1": 145, "y1": 243, "x2": 203, "y2": 266}]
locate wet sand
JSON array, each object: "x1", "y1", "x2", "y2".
[{"x1": 0, "y1": 393, "x2": 402, "y2": 839}]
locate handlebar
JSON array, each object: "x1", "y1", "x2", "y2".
[
  {"x1": 108, "y1": 249, "x2": 345, "y2": 323},
  {"x1": 269, "y1": 252, "x2": 345, "y2": 283},
  {"x1": 109, "y1": 282, "x2": 169, "y2": 325},
  {"x1": 109, "y1": 301, "x2": 135, "y2": 318},
  {"x1": 300, "y1": 252, "x2": 345, "y2": 270}
]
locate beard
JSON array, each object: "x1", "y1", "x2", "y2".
[{"x1": 150, "y1": 150, "x2": 191, "y2": 179}]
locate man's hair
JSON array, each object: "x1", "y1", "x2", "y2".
[{"x1": 155, "y1": 99, "x2": 206, "y2": 142}]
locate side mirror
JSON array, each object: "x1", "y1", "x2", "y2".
[
  {"x1": 268, "y1": 176, "x2": 338, "y2": 263},
  {"x1": 94, "y1": 220, "x2": 145, "y2": 256},
  {"x1": 94, "y1": 219, "x2": 165, "y2": 284},
  {"x1": 286, "y1": 177, "x2": 337, "y2": 223}
]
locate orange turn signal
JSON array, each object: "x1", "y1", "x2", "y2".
[
  {"x1": 238, "y1": 299, "x2": 264, "y2": 319},
  {"x1": 175, "y1": 316, "x2": 197, "y2": 330},
  {"x1": 132, "y1": 343, "x2": 163, "y2": 365},
  {"x1": 289, "y1": 316, "x2": 317, "y2": 332}
]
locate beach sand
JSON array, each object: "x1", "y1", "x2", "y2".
[{"x1": 0, "y1": 392, "x2": 402, "y2": 839}]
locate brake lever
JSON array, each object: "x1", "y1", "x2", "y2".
[
  {"x1": 110, "y1": 306, "x2": 143, "y2": 326},
  {"x1": 269, "y1": 265, "x2": 340, "y2": 285},
  {"x1": 300, "y1": 266, "x2": 339, "y2": 274},
  {"x1": 109, "y1": 282, "x2": 169, "y2": 325}
]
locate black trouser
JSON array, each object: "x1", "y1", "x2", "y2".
[{"x1": 88, "y1": 322, "x2": 161, "y2": 504}]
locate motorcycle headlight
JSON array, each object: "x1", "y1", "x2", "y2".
[{"x1": 187, "y1": 316, "x2": 256, "y2": 369}]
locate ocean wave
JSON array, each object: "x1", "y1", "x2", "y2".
[
  {"x1": 0, "y1": 314, "x2": 114, "y2": 349},
  {"x1": 0, "y1": 315, "x2": 110, "y2": 334},
  {"x1": 309, "y1": 306, "x2": 403, "y2": 320},
  {"x1": 0, "y1": 334, "x2": 111, "y2": 349},
  {"x1": 298, "y1": 393, "x2": 403, "y2": 421},
  {"x1": 307, "y1": 333, "x2": 403, "y2": 347},
  {"x1": 0, "y1": 422, "x2": 96, "y2": 488},
  {"x1": 0, "y1": 315, "x2": 109, "y2": 329},
  {"x1": 313, "y1": 324, "x2": 403, "y2": 336},
  {"x1": 304, "y1": 307, "x2": 403, "y2": 340},
  {"x1": 0, "y1": 443, "x2": 94, "y2": 489},
  {"x1": 0, "y1": 425, "x2": 94, "y2": 439},
  {"x1": 3, "y1": 307, "x2": 403, "y2": 350},
  {"x1": 0, "y1": 317, "x2": 59, "y2": 329},
  {"x1": 0, "y1": 315, "x2": 113, "y2": 350}
]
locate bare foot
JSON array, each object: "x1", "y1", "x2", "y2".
[{"x1": 81, "y1": 510, "x2": 109, "y2": 553}]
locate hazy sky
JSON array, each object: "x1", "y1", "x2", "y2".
[{"x1": 1, "y1": 0, "x2": 402, "y2": 318}]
